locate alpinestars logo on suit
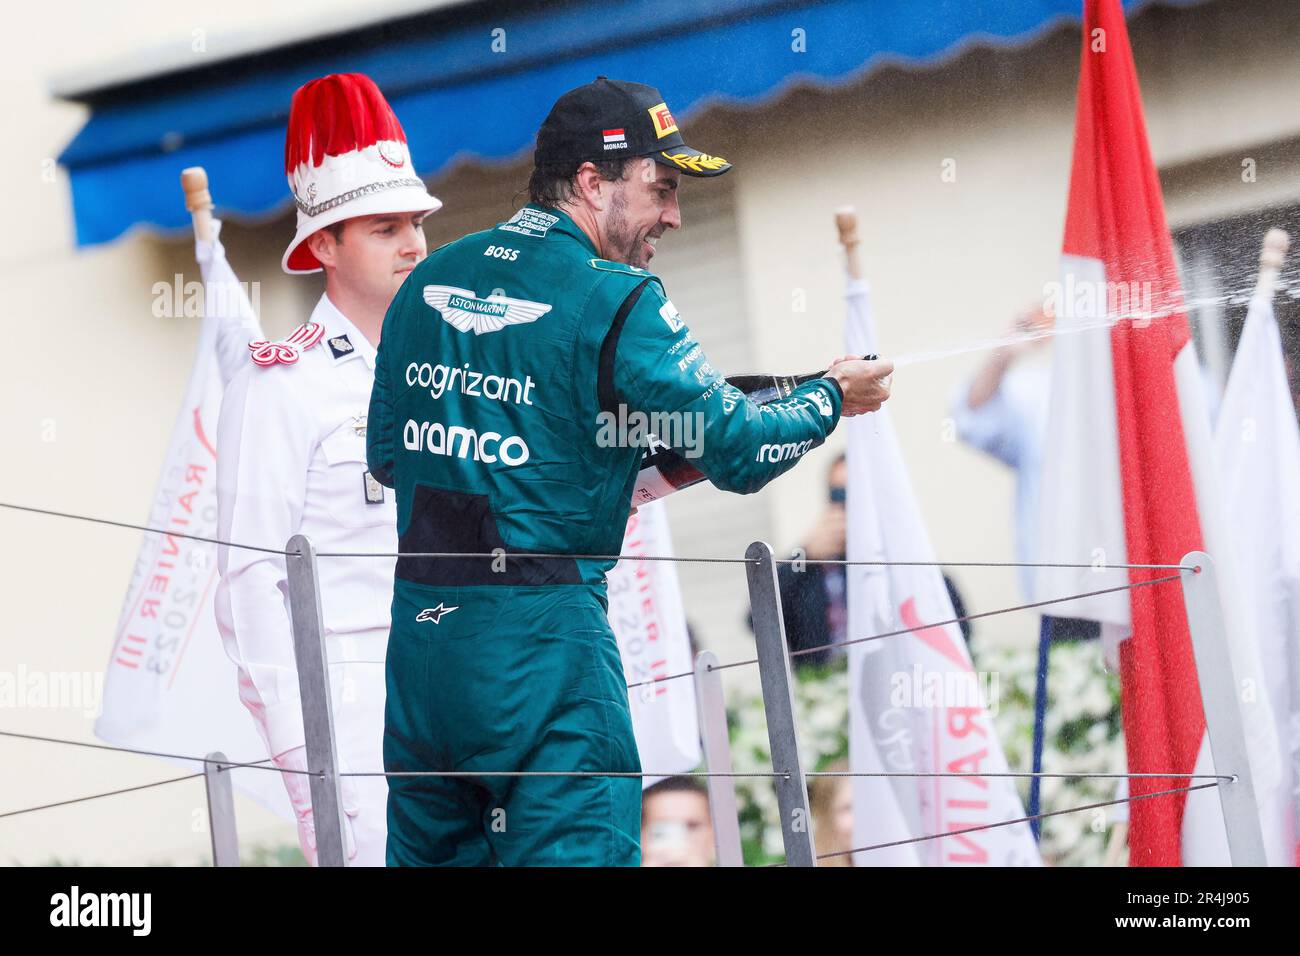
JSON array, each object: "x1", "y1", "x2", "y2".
[{"x1": 416, "y1": 603, "x2": 459, "y2": 624}]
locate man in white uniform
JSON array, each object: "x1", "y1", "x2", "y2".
[{"x1": 215, "y1": 72, "x2": 442, "y2": 865}]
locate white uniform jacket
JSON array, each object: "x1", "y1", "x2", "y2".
[{"x1": 214, "y1": 293, "x2": 397, "y2": 760}]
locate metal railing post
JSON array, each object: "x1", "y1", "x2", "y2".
[
  {"x1": 694, "y1": 650, "x2": 744, "y2": 866},
  {"x1": 744, "y1": 540, "x2": 816, "y2": 867},
  {"x1": 1178, "y1": 550, "x2": 1268, "y2": 866},
  {"x1": 285, "y1": 533, "x2": 347, "y2": 868},
  {"x1": 204, "y1": 751, "x2": 239, "y2": 867}
]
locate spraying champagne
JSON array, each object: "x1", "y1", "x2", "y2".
[{"x1": 630, "y1": 355, "x2": 878, "y2": 505}]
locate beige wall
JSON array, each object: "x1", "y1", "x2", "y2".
[
  {"x1": 0, "y1": 0, "x2": 391, "y2": 867},
  {"x1": 2, "y1": 0, "x2": 1297, "y2": 864},
  {"x1": 726, "y1": 0, "x2": 1300, "y2": 659}
]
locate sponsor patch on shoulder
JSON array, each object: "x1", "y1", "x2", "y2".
[
  {"x1": 499, "y1": 208, "x2": 559, "y2": 238},
  {"x1": 659, "y1": 300, "x2": 684, "y2": 333}
]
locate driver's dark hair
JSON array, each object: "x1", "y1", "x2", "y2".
[{"x1": 528, "y1": 157, "x2": 632, "y2": 207}]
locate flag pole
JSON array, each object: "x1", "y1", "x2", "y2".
[
  {"x1": 835, "y1": 206, "x2": 861, "y2": 280},
  {"x1": 1027, "y1": 617, "x2": 1052, "y2": 841},
  {"x1": 836, "y1": 207, "x2": 882, "y2": 371},
  {"x1": 181, "y1": 166, "x2": 214, "y2": 244},
  {"x1": 1179, "y1": 552, "x2": 1268, "y2": 865},
  {"x1": 745, "y1": 541, "x2": 817, "y2": 867}
]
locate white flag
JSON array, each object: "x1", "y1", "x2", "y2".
[
  {"x1": 607, "y1": 499, "x2": 701, "y2": 785},
  {"x1": 1213, "y1": 290, "x2": 1300, "y2": 864},
  {"x1": 845, "y1": 277, "x2": 1040, "y2": 866},
  {"x1": 96, "y1": 220, "x2": 289, "y2": 818}
]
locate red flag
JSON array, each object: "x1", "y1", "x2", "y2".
[
  {"x1": 1071, "y1": 0, "x2": 1206, "y2": 866},
  {"x1": 1038, "y1": 0, "x2": 1210, "y2": 865},
  {"x1": 1039, "y1": 0, "x2": 1290, "y2": 866}
]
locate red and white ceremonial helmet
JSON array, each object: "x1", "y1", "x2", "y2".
[{"x1": 282, "y1": 72, "x2": 443, "y2": 274}]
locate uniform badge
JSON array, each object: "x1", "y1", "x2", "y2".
[
  {"x1": 328, "y1": 334, "x2": 354, "y2": 359},
  {"x1": 363, "y1": 470, "x2": 384, "y2": 505},
  {"x1": 377, "y1": 140, "x2": 407, "y2": 168},
  {"x1": 249, "y1": 322, "x2": 324, "y2": 367}
]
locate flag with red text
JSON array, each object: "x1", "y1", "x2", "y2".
[
  {"x1": 96, "y1": 221, "x2": 288, "y2": 817},
  {"x1": 845, "y1": 275, "x2": 1040, "y2": 866},
  {"x1": 607, "y1": 499, "x2": 701, "y2": 785}
]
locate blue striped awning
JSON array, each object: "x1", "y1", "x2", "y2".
[{"x1": 57, "y1": 0, "x2": 1206, "y2": 247}]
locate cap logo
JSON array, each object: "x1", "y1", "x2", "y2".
[
  {"x1": 648, "y1": 103, "x2": 678, "y2": 139},
  {"x1": 602, "y1": 128, "x2": 627, "y2": 151},
  {"x1": 660, "y1": 151, "x2": 729, "y2": 174},
  {"x1": 377, "y1": 141, "x2": 406, "y2": 168}
]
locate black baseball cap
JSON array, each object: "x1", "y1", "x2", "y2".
[{"x1": 534, "y1": 77, "x2": 732, "y2": 177}]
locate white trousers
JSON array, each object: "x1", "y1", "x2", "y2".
[{"x1": 323, "y1": 627, "x2": 388, "y2": 867}]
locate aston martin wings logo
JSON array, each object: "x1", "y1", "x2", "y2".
[{"x1": 423, "y1": 285, "x2": 553, "y2": 335}]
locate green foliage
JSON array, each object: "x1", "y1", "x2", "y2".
[
  {"x1": 241, "y1": 842, "x2": 308, "y2": 867},
  {"x1": 24, "y1": 841, "x2": 305, "y2": 867},
  {"x1": 727, "y1": 657, "x2": 850, "y2": 866},
  {"x1": 725, "y1": 637, "x2": 1124, "y2": 867},
  {"x1": 977, "y1": 634, "x2": 1125, "y2": 866}
]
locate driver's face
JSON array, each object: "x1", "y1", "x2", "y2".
[{"x1": 603, "y1": 158, "x2": 682, "y2": 269}]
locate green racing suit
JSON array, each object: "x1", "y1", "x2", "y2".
[{"x1": 367, "y1": 202, "x2": 844, "y2": 866}]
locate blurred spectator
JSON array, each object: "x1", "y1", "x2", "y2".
[
  {"x1": 949, "y1": 306, "x2": 1052, "y2": 600},
  {"x1": 951, "y1": 302, "x2": 1222, "y2": 607},
  {"x1": 949, "y1": 306, "x2": 1099, "y2": 640},
  {"x1": 752, "y1": 454, "x2": 971, "y2": 669},
  {"x1": 640, "y1": 776, "x2": 715, "y2": 867},
  {"x1": 810, "y1": 757, "x2": 855, "y2": 866}
]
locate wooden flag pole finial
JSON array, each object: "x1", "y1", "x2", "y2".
[
  {"x1": 1255, "y1": 227, "x2": 1290, "y2": 299},
  {"x1": 835, "y1": 205, "x2": 861, "y2": 280},
  {"x1": 181, "y1": 166, "x2": 214, "y2": 243}
]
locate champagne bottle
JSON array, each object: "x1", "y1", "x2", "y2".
[{"x1": 629, "y1": 357, "x2": 872, "y2": 505}]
